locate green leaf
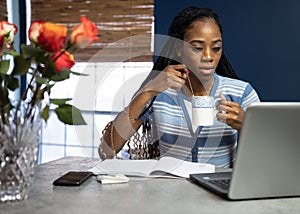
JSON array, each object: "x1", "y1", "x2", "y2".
[
  {"x1": 5, "y1": 50, "x2": 20, "y2": 57},
  {"x1": 43, "y1": 61, "x2": 57, "y2": 78},
  {"x1": 0, "y1": 103, "x2": 13, "y2": 114},
  {"x1": 0, "y1": 74, "x2": 19, "y2": 91},
  {"x1": 46, "y1": 83, "x2": 54, "y2": 94},
  {"x1": 35, "y1": 77, "x2": 48, "y2": 85},
  {"x1": 11, "y1": 55, "x2": 31, "y2": 75},
  {"x1": 0, "y1": 60, "x2": 10, "y2": 74},
  {"x1": 35, "y1": 77, "x2": 54, "y2": 91},
  {"x1": 37, "y1": 86, "x2": 48, "y2": 100},
  {"x1": 71, "y1": 71, "x2": 89, "y2": 76},
  {"x1": 50, "y1": 98, "x2": 72, "y2": 105},
  {"x1": 7, "y1": 77, "x2": 19, "y2": 91},
  {"x1": 54, "y1": 104, "x2": 86, "y2": 125},
  {"x1": 41, "y1": 105, "x2": 50, "y2": 123},
  {"x1": 0, "y1": 88, "x2": 9, "y2": 107},
  {"x1": 21, "y1": 44, "x2": 45, "y2": 60},
  {"x1": 49, "y1": 68, "x2": 71, "y2": 82}
]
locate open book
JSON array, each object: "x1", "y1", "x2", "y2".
[{"x1": 89, "y1": 156, "x2": 215, "y2": 178}]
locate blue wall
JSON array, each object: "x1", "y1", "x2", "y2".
[{"x1": 154, "y1": 0, "x2": 300, "y2": 101}]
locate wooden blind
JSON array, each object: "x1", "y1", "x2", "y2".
[
  {"x1": 31, "y1": 0, "x2": 154, "y2": 62},
  {"x1": 0, "y1": 1, "x2": 7, "y2": 21}
]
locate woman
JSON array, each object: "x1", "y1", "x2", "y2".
[{"x1": 99, "y1": 6, "x2": 260, "y2": 167}]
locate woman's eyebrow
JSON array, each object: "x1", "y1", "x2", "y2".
[
  {"x1": 212, "y1": 39, "x2": 222, "y2": 44},
  {"x1": 190, "y1": 39, "x2": 222, "y2": 44}
]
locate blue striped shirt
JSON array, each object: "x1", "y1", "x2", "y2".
[{"x1": 140, "y1": 73, "x2": 260, "y2": 167}]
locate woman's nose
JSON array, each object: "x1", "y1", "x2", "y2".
[{"x1": 201, "y1": 48, "x2": 213, "y2": 62}]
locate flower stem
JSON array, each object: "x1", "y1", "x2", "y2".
[{"x1": 0, "y1": 83, "x2": 8, "y2": 130}]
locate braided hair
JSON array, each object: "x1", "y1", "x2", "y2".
[{"x1": 152, "y1": 6, "x2": 239, "y2": 81}]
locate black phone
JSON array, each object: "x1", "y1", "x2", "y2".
[{"x1": 53, "y1": 171, "x2": 93, "y2": 186}]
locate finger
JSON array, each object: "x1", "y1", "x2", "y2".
[
  {"x1": 170, "y1": 81, "x2": 186, "y2": 90},
  {"x1": 172, "y1": 64, "x2": 188, "y2": 71},
  {"x1": 226, "y1": 107, "x2": 240, "y2": 116},
  {"x1": 165, "y1": 65, "x2": 188, "y2": 80},
  {"x1": 216, "y1": 97, "x2": 229, "y2": 111},
  {"x1": 217, "y1": 111, "x2": 237, "y2": 124},
  {"x1": 168, "y1": 64, "x2": 190, "y2": 74},
  {"x1": 180, "y1": 68, "x2": 190, "y2": 74},
  {"x1": 216, "y1": 111, "x2": 227, "y2": 123},
  {"x1": 178, "y1": 71, "x2": 188, "y2": 79},
  {"x1": 219, "y1": 98, "x2": 237, "y2": 108},
  {"x1": 218, "y1": 93, "x2": 230, "y2": 109},
  {"x1": 171, "y1": 73, "x2": 186, "y2": 84},
  {"x1": 225, "y1": 100, "x2": 233, "y2": 108},
  {"x1": 229, "y1": 106, "x2": 242, "y2": 115},
  {"x1": 219, "y1": 93, "x2": 226, "y2": 101},
  {"x1": 167, "y1": 75, "x2": 186, "y2": 89},
  {"x1": 216, "y1": 103, "x2": 226, "y2": 112},
  {"x1": 165, "y1": 64, "x2": 186, "y2": 72},
  {"x1": 219, "y1": 93, "x2": 235, "y2": 106},
  {"x1": 217, "y1": 104, "x2": 240, "y2": 116},
  {"x1": 175, "y1": 67, "x2": 189, "y2": 78}
]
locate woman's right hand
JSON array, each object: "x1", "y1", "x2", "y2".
[{"x1": 142, "y1": 64, "x2": 189, "y2": 96}]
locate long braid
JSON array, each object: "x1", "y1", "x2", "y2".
[{"x1": 216, "y1": 52, "x2": 239, "y2": 79}]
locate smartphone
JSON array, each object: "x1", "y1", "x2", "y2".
[{"x1": 53, "y1": 171, "x2": 93, "y2": 186}]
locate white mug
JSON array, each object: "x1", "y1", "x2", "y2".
[{"x1": 192, "y1": 96, "x2": 214, "y2": 126}]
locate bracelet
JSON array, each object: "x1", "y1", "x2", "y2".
[
  {"x1": 110, "y1": 121, "x2": 116, "y2": 152},
  {"x1": 123, "y1": 107, "x2": 138, "y2": 121},
  {"x1": 98, "y1": 121, "x2": 116, "y2": 159}
]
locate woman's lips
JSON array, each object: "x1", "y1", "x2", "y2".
[{"x1": 198, "y1": 67, "x2": 215, "y2": 75}]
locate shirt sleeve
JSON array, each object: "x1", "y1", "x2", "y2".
[{"x1": 241, "y1": 83, "x2": 261, "y2": 110}]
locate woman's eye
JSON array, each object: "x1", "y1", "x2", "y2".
[
  {"x1": 192, "y1": 47, "x2": 203, "y2": 52},
  {"x1": 213, "y1": 47, "x2": 221, "y2": 52}
]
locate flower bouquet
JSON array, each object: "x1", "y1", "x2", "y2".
[{"x1": 0, "y1": 16, "x2": 99, "y2": 202}]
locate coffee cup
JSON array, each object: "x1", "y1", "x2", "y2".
[{"x1": 192, "y1": 96, "x2": 214, "y2": 126}]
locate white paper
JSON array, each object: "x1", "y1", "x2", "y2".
[
  {"x1": 89, "y1": 156, "x2": 215, "y2": 178},
  {"x1": 97, "y1": 174, "x2": 129, "y2": 184}
]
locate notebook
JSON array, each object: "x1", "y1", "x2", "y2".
[{"x1": 190, "y1": 102, "x2": 300, "y2": 200}]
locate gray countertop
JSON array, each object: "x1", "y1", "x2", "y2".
[{"x1": 1, "y1": 156, "x2": 299, "y2": 214}]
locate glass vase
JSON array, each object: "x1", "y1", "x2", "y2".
[{"x1": 0, "y1": 101, "x2": 41, "y2": 203}]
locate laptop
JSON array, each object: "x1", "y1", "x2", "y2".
[{"x1": 190, "y1": 102, "x2": 300, "y2": 200}]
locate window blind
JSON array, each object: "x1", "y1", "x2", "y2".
[
  {"x1": 0, "y1": 1, "x2": 7, "y2": 21},
  {"x1": 30, "y1": 0, "x2": 154, "y2": 62}
]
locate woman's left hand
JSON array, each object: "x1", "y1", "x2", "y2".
[{"x1": 216, "y1": 94, "x2": 245, "y2": 131}]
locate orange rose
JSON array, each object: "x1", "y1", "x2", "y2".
[
  {"x1": 0, "y1": 21, "x2": 18, "y2": 51},
  {"x1": 38, "y1": 22, "x2": 67, "y2": 52},
  {"x1": 51, "y1": 51, "x2": 75, "y2": 74},
  {"x1": 70, "y1": 16, "x2": 99, "y2": 48},
  {"x1": 28, "y1": 20, "x2": 45, "y2": 43}
]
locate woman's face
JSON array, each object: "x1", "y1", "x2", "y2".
[{"x1": 180, "y1": 18, "x2": 222, "y2": 81}]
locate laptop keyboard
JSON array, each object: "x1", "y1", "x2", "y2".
[{"x1": 209, "y1": 179, "x2": 230, "y2": 190}]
